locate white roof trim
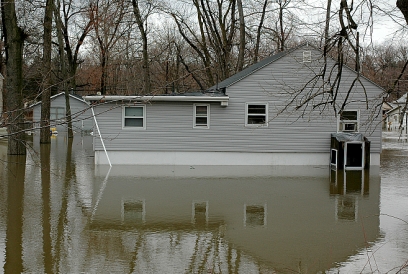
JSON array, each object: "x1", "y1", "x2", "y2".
[
  {"x1": 29, "y1": 92, "x2": 89, "y2": 108},
  {"x1": 82, "y1": 95, "x2": 229, "y2": 106}
]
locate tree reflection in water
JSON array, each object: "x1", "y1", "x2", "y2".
[{"x1": 5, "y1": 155, "x2": 25, "y2": 274}]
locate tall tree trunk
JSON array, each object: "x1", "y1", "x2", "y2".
[
  {"x1": 132, "y1": 0, "x2": 151, "y2": 94},
  {"x1": 278, "y1": 1, "x2": 285, "y2": 51},
  {"x1": 254, "y1": 0, "x2": 268, "y2": 63},
  {"x1": 1, "y1": 0, "x2": 26, "y2": 155},
  {"x1": 100, "y1": 53, "x2": 107, "y2": 95},
  {"x1": 54, "y1": 0, "x2": 73, "y2": 138},
  {"x1": 236, "y1": 0, "x2": 245, "y2": 71},
  {"x1": 40, "y1": 0, "x2": 54, "y2": 144}
]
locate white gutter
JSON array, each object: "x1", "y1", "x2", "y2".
[{"x1": 83, "y1": 95, "x2": 229, "y2": 106}]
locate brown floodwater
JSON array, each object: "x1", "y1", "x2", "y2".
[{"x1": 0, "y1": 133, "x2": 406, "y2": 273}]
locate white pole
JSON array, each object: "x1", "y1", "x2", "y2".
[{"x1": 91, "y1": 107, "x2": 112, "y2": 167}]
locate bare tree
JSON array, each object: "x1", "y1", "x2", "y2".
[
  {"x1": 1, "y1": 0, "x2": 27, "y2": 155},
  {"x1": 90, "y1": 0, "x2": 129, "y2": 95},
  {"x1": 253, "y1": 0, "x2": 269, "y2": 63},
  {"x1": 54, "y1": 0, "x2": 74, "y2": 138},
  {"x1": 55, "y1": 0, "x2": 93, "y2": 92},
  {"x1": 237, "y1": 0, "x2": 245, "y2": 71},
  {"x1": 40, "y1": 0, "x2": 54, "y2": 144},
  {"x1": 132, "y1": 0, "x2": 155, "y2": 94},
  {"x1": 170, "y1": 0, "x2": 239, "y2": 86}
]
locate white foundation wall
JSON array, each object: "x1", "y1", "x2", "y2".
[{"x1": 95, "y1": 150, "x2": 381, "y2": 166}]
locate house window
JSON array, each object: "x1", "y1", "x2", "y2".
[
  {"x1": 123, "y1": 106, "x2": 145, "y2": 129},
  {"x1": 192, "y1": 201, "x2": 208, "y2": 225},
  {"x1": 122, "y1": 199, "x2": 145, "y2": 224},
  {"x1": 246, "y1": 103, "x2": 268, "y2": 126},
  {"x1": 244, "y1": 204, "x2": 267, "y2": 227},
  {"x1": 335, "y1": 196, "x2": 357, "y2": 222},
  {"x1": 338, "y1": 110, "x2": 359, "y2": 132},
  {"x1": 303, "y1": 51, "x2": 312, "y2": 62},
  {"x1": 50, "y1": 107, "x2": 65, "y2": 122},
  {"x1": 194, "y1": 104, "x2": 209, "y2": 128}
]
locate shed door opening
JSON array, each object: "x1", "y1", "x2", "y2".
[{"x1": 345, "y1": 143, "x2": 363, "y2": 169}]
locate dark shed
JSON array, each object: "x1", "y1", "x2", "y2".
[{"x1": 330, "y1": 133, "x2": 370, "y2": 170}]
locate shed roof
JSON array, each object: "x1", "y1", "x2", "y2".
[
  {"x1": 331, "y1": 133, "x2": 367, "y2": 142},
  {"x1": 30, "y1": 92, "x2": 89, "y2": 108}
]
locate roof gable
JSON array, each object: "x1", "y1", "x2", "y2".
[
  {"x1": 206, "y1": 45, "x2": 309, "y2": 91},
  {"x1": 207, "y1": 44, "x2": 385, "y2": 95},
  {"x1": 30, "y1": 92, "x2": 89, "y2": 108}
]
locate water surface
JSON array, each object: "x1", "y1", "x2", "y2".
[{"x1": 0, "y1": 134, "x2": 406, "y2": 273}]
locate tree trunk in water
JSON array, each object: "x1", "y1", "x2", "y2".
[
  {"x1": 1, "y1": 0, "x2": 26, "y2": 155},
  {"x1": 5, "y1": 155, "x2": 26, "y2": 273},
  {"x1": 54, "y1": 0, "x2": 73, "y2": 138},
  {"x1": 40, "y1": 0, "x2": 53, "y2": 144}
]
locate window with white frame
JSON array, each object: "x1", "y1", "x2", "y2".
[
  {"x1": 246, "y1": 103, "x2": 268, "y2": 126},
  {"x1": 194, "y1": 104, "x2": 209, "y2": 128},
  {"x1": 338, "y1": 110, "x2": 359, "y2": 132},
  {"x1": 50, "y1": 107, "x2": 65, "y2": 122},
  {"x1": 123, "y1": 106, "x2": 145, "y2": 129},
  {"x1": 303, "y1": 51, "x2": 312, "y2": 62}
]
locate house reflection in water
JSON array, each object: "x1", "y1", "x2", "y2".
[
  {"x1": 330, "y1": 169, "x2": 370, "y2": 222},
  {"x1": 90, "y1": 165, "x2": 381, "y2": 273}
]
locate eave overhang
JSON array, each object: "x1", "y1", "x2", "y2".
[{"x1": 83, "y1": 95, "x2": 229, "y2": 107}]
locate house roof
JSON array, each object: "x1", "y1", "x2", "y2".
[
  {"x1": 207, "y1": 43, "x2": 386, "y2": 94},
  {"x1": 383, "y1": 101, "x2": 396, "y2": 111},
  {"x1": 30, "y1": 92, "x2": 89, "y2": 108},
  {"x1": 395, "y1": 93, "x2": 408, "y2": 104},
  {"x1": 206, "y1": 49, "x2": 293, "y2": 91}
]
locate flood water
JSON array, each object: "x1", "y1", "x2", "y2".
[{"x1": 0, "y1": 134, "x2": 407, "y2": 273}]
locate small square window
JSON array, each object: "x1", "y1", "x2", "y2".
[
  {"x1": 336, "y1": 196, "x2": 357, "y2": 221},
  {"x1": 50, "y1": 107, "x2": 65, "y2": 122},
  {"x1": 123, "y1": 106, "x2": 145, "y2": 129},
  {"x1": 194, "y1": 104, "x2": 209, "y2": 128},
  {"x1": 122, "y1": 199, "x2": 145, "y2": 224},
  {"x1": 246, "y1": 103, "x2": 268, "y2": 126},
  {"x1": 244, "y1": 204, "x2": 267, "y2": 227},
  {"x1": 303, "y1": 51, "x2": 312, "y2": 62}
]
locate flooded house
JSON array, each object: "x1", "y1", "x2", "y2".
[
  {"x1": 32, "y1": 92, "x2": 93, "y2": 134},
  {"x1": 83, "y1": 44, "x2": 383, "y2": 167},
  {"x1": 384, "y1": 93, "x2": 408, "y2": 132}
]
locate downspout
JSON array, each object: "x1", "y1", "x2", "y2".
[{"x1": 91, "y1": 106, "x2": 112, "y2": 167}]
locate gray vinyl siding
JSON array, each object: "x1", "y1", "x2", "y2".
[
  {"x1": 92, "y1": 46, "x2": 383, "y2": 154},
  {"x1": 33, "y1": 94, "x2": 93, "y2": 132}
]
